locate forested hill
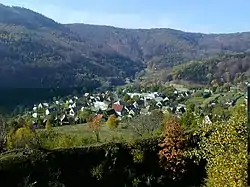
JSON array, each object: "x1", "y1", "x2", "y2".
[
  {"x1": 67, "y1": 24, "x2": 250, "y2": 69},
  {"x1": 0, "y1": 4, "x2": 144, "y2": 88},
  {"x1": 1, "y1": 3, "x2": 250, "y2": 88},
  {"x1": 168, "y1": 53, "x2": 250, "y2": 85}
]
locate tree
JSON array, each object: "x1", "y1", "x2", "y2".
[
  {"x1": 78, "y1": 109, "x2": 92, "y2": 123},
  {"x1": 45, "y1": 120, "x2": 52, "y2": 130},
  {"x1": 89, "y1": 115, "x2": 102, "y2": 142},
  {"x1": 123, "y1": 94, "x2": 131, "y2": 102},
  {"x1": 189, "y1": 105, "x2": 247, "y2": 187},
  {"x1": 129, "y1": 110, "x2": 164, "y2": 137},
  {"x1": 179, "y1": 107, "x2": 200, "y2": 131},
  {"x1": 106, "y1": 115, "x2": 119, "y2": 130},
  {"x1": 159, "y1": 115, "x2": 187, "y2": 181}
]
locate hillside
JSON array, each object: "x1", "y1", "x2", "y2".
[
  {"x1": 167, "y1": 52, "x2": 250, "y2": 85},
  {"x1": 67, "y1": 24, "x2": 250, "y2": 69},
  {"x1": 1, "y1": 4, "x2": 250, "y2": 88},
  {"x1": 0, "y1": 4, "x2": 144, "y2": 88}
]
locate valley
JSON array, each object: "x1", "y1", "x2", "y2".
[{"x1": 0, "y1": 3, "x2": 248, "y2": 187}]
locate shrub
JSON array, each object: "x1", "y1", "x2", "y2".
[
  {"x1": 106, "y1": 115, "x2": 119, "y2": 130},
  {"x1": 6, "y1": 126, "x2": 40, "y2": 150},
  {"x1": 45, "y1": 120, "x2": 52, "y2": 130},
  {"x1": 37, "y1": 130, "x2": 95, "y2": 149}
]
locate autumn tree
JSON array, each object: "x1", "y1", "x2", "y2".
[
  {"x1": 106, "y1": 115, "x2": 119, "y2": 130},
  {"x1": 89, "y1": 114, "x2": 102, "y2": 142},
  {"x1": 45, "y1": 120, "x2": 52, "y2": 130},
  {"x1": 159, "y1": 115, "x2": 187, "y2": 181},
  {"x1": 189, "y1": 105, "x2": 247, "y2": 187}
]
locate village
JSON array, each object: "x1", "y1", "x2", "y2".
[
  {"x1": 29, "y1": 86, "x2": 195, "y2": 128},
  {"x1": 25, "y1": 83, "x2": 245, "y2": 130}
]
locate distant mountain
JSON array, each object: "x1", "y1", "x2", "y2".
[
  {"x1": 1, "y1": 3, "x2": 250, "y2": 88},
  {"x1": 66, "y1": 24, "x2": 250, "y2": 69}
]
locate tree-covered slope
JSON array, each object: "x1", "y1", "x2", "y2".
[
  {"x1": 1, "y1": 3, "x2": 250, "y2": 88},
  {"x1": 67, "y1": 24, "x2": 250, "y2": 69},
  {"x1": 168, "y1": 53, "x2": 250, "y2": 85},
  {"x1": 0, "y1": 4, "x2": 144, "y2": 88}
]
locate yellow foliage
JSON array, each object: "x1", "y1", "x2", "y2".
[
  {"x1": 45, "y1": 121, "x2": 52, "y2": 130},
  {"x1": 190, "y1": 105, "x2": 247, "y2": 187},
  {"x1": 106, "y1": 115, "x2": 119, "y2": 130},
  {"x1": 6, "y1": 126, "x2": 36, "y2": 150}
]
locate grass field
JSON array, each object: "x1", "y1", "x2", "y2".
[{"x1": 52, "y1": 122, "x2": 138, "y2": 142}]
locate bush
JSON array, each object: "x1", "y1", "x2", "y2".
[
  {"x1": 6, "y1": 126, "x2": 40, "y2": 150},
  {"x1": 106, "y1": 115, "x2": 119, "y2": 130},
  {"x1": 37, "y1": 130, "x2": 96, "y2": 149},
  {"x1": 45, "y1": 120, "x2": 52, "y2": 130}
]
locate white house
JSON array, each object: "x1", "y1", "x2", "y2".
[
  {"x1": 45, "y1": 109, "x2": 50, "y2": 115},
  {"x1": 32, "y1": 113, "x2": 38, "y2": 118},
  {"x1": 93, "y1": 101, "x2": 108, "y2": 111},
  {"x1": 69, "y1": 109, "x2": 75, "y2": 116}
]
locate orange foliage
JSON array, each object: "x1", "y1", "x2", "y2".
[
  {"x1": 89, "y1": 114, "x2": 102, "y2": 132},
  {"x1": 89, "y1": 114, "x2": 102, "y2": 142},
  {"x1": 158, "y1": 116, "x2": 187, "y2": 180}
]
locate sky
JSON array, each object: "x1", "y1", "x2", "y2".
[{"x1": 1, "y1": 0, "x2": 250, "y2": 33}]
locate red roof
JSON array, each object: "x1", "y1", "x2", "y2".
[{"x1": 112, "y1": 104, "x2": 123, "y2": 112}]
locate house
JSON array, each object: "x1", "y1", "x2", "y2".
[
  {"x1": 69, "y1": 109, "x2": 75, "y2": 116},
  {"x1": 45, "y1": 109, "x2": 50, "y2": 116},
  {"x1": 155, "y1": 96, "x2": 164, "y2": 103},
  {"x1": 114, "y1": 100, "x2": 127, "y2": 106},
  {"x1": 112, "y1": 104, "x2": 125, "y2": 116},
  {"x1": 136, "y1": 99, "x2": 145, "y2": 106},
  {"x1": 203, "y1": 115, "x2": 212, "y2": 124},
  {"x1": 94, "y1": 101, "x2": 109, "y2": 111},
  {"x1": 177, "y1": 104, "x2": 186, "y2": 114},
  {"x1": 32, "y1": 113, "x2": 38, "y2": 118},
  {"x1": 132, "y1": 102, "x2": 139, "y2": 109},
  {"x1": 38, "y1": 103, "x2": 43, "y2": 109},
  {"x1": 31, "y1": 121, "x2": 39, "y2": 130},
  {"x1": 84, "y1": 93, "x2": 90, "y2": 97},
  {"x1": 61, "y1": 115, "x2": 70, "y2": 125},
  {"x1": 156, "y1": 102, "x2": 163, "y2": 108}
]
